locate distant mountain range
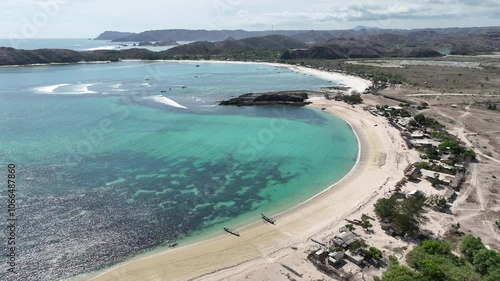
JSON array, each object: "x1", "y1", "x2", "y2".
[
  {"x1": 2, "y1": 27, "x2": 500, "y2": 66},
  {"x1": 286, "y1": 31, "x2": 500, "y2": 59},
  {"x1": 95, "y1": 26, "x2": 500, "y2": 44}
]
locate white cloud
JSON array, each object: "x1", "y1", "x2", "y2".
[{"x1": 0, "y1": 0, "x2": 498, "y2": 38}]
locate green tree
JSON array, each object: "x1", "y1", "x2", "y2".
[
  {"x1": 399, "y1": 194, "x2": 427, "y2": 223},
  {"x1": 361, "y1": 216, "x2": 373, "y2": 230},
  {"x1": 472, "y1": 248, "x2": 500, "y2": 275},
  {"x1": 420, "y1": 240, "x2": 451, "y2": 255},
  {"x1": 414, "y1": 114, "x2": 426, "y2": 125},
  {"x1": 407, "y1": 239, "x2": 482, "y2": 281},
  {"x1": 389, "y1": 255, "x2": 399, "y2": 265},
  {"x1": 374, "y1": 196, "x2": 398, "y2": 220},
  {"x1": 346, "y1": 224, "x2": 356, "y2": 231},
  {"x1": 438, "y1": 139, "x2": 465, "y2": 156},
  {"x1": 417, "y1": 259, "x2": 446, "y2": 281},
  {"x1": 484, "y1": 268, "x2": 500, "y2": 281},
  {"x1": 463, "y1": 149, "x2": 477, "y2": 159},
  {"x1": 460, "y1": 235, "x2": 485, "y2": 262},
  {"x1": 368, "y1": 246, "x2": 383, "y2": 259},
  {"x1": 381, "y1": 265, "x2": 423, "y2": 281},
  {"x1": 425, "y1": 147, "x2": 440, "y2": 160},
  {"x1": 349, "y1": 239, "x2": 368, "y2": 252}
]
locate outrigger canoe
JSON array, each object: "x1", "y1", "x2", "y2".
[
  {"x1": 261, "y1": 213, "x2": 276, "y2": 224},
  {"x1": 223, "y1": 227, "x2": 240, "y2": 237}
]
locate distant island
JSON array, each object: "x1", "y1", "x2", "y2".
[
  {"x1": 94, "y1": 26, "x2": 500, "y2": 45},
  {"x1": 94, "y1": 31, "x2": 136, "y2": 40}
]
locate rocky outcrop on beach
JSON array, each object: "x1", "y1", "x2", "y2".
[{"x1": 219, "y1": 91, "x2": 311, "y2": 106}]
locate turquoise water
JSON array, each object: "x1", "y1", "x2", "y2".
[
  {"x1": 0, "y1": 61, "x2": 358, "y2": 281},
  {"x1": 0, "y1": 38, "x2": 188, "y2": 51}
]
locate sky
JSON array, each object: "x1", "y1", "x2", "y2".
[{"x1": 1, "y1": 0, "x2": 500, "y2": 38}]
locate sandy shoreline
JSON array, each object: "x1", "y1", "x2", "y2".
[{"x1": 85, "y1": 72, "x2": 408, "y2": 281}]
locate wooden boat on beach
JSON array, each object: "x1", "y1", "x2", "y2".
[
  {"x1": 224, "y1": 227, "x2": 240, "y2": 237},
  {"x1": 261, "y1": 213, "x2": 276, "y2": 224}
]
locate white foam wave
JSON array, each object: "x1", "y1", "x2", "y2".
[
  {"x1": 34, "y1": 83, "x2": 70, "y2": 94},
  {"x1": 145, "y1": 96, "x2": 188, "y2": 109},
  {"x1": 34, "y1": 83, "x2": 97, "y2": 95},
  {"x1": 85, "y1": 45, "x2": 118, "y2": 51},
  {"x1": 71, "y1": 83, "x2": 97, "y2": 94}
]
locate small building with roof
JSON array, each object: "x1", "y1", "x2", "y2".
[
  {"x1": 408, "y1": 190, "x2": 426, "y2": 197},
  {"x1": 411, "y1": 131, "x2": 425, "y2": 139},
  {"x1": 345, "y1": 250, "x2": 365, "y2": 265},
  {"x1": 410, "y1": 139, "x2": 439, "y2": 148},
  {"x1": 333, "y1": 231, "x2": 358, "y2": 248},
  {"x1": 328, "y1": 251, "x2": 345, "y2": 266},
  {"x1": 405, "y1": 166, "x2": 422, "y2": 180}
]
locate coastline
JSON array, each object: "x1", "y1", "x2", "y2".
[{"x1": 85, "y1": 66, "x2": 398, "y2": 281}]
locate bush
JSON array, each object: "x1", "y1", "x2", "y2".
[
  {"x1": 349, "y1": 239, "x2": 368, "y2": 251},
  {"x1": 335, "y1": 93, "x2": 363, "y2": 105},
  {"x1": 420, "y1": 240, "x2": 451, "y2": 255},
  {"x1": 417, "y1": 259, "x2": 446, "y2": 281},
  {"x1": 381, "y1": 265, "x2": 423, "y2": 281},
  {"x1": 460, "y1": 235, "x2": 485, "y2": 262},
  {"x1": 368, "y1": 246, "x2": 383, "y2": 259},
  {"x1": 484, "y1": 268, "x2": 500, "y2": 281},
  {"x1": 472, "y1": 248, "x2": 500, "y2": 275},
  {"x1": 406, "y1": 239, "x2": 482, "y2": 281}
]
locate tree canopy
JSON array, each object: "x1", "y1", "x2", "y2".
[
  {"x1": 382, "y1": 237, "x2": 499, "y2": 281},
  {"x1": 374, "y1": 194, "x2": 427, "y2": 236},
  {"x1": 381, "y1": 265, "x2": 424, "y2": 281}
]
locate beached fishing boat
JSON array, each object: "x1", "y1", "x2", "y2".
[
  {"x1": 223, "y1": 227, "x2": 240, "y2": 236},
  {"x1": 261, "y1": 213, "x2": 276, "y2": 224}
]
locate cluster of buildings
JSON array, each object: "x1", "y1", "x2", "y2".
[
  {"x1": 311, "y1": 225, "x2": 380, "y2": 269},
  {"x1": 374, "y1": 105, "x2": 470, "y2": 206}
]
